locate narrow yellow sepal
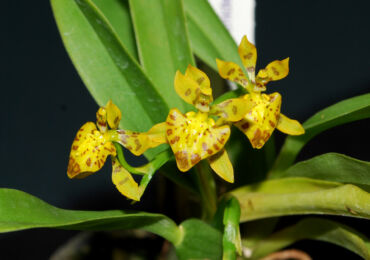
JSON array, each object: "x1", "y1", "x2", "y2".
[
  {"x1": 146, "y1": 122, "x2": 168, "y2": 146},
  {"x1": 113, "y1": 122, "x2": 167, "y2": 156},
  {"x1": 210, "y1": 97, "x2": 255, "y2": 122},
  {"x1": 208, "y1": 149, "x2": 234, "y2": 183},
  {"x1": 67, "y1": 122, "x2": 116, "y2": 179},
  {"x1": 216, "y1": 59, "x2": 248, "y2": 88},
  {"x1": 276, "y1": 113, "x2": 305, "y2": 135},
  {"x1": 238, "y1": 35, "x2": 257, "y2": 82},
  {"x1": 166, "y1": 108, "x2": 230, "y2": 172},
  {"x1": 111, "y1": 157, "x2": 141, "y2": 201},
  {"x1": 257, "y1": 57, "x2": 289, "y2": 85},
  {"x1": 174, "y1": 67, "x2": 213, "y2": 112},
  {"x1": 106, "y1": 100, "x2": 122, "y2": 129}
]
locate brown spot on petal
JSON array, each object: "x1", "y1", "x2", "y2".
[
  {"x1": 169, "y1": 114, "x2": 176, "y2": 121},
  {"x1": 135, "y1": 139, "x2": 142, "y2": 151},
  {"x1": 73, "y1": 163, "x2": 80, "y2": 174},
  {"x1": 166, "y1": 129, "x2": 173, "y2": 136},
  {"x1": 185, "y1": 88, "x2": 191, "y2": 96},
  {"x1": 191, "y1": 153, "x2": 201, "y2": 165},
  {"x1": 269, "y1": 120, "x2": 276, "y2": 128},
  {"x1": 271, "y1": 66, "x2": 280, "y2": 76},
  {"x1": 227, "y1": 68, "x2": 235, "y2": 75},
  {"x1": 241, "y1": 122, "x2": 249, "y2": 130},
  {"x1": 86, "y1": 158, "x2": 91, "y2": 167},
  {"x1": 197, "y1": 77, "x2": 205, "y2": 85},
  {"x1": 207, "y1": 149, "x2": 213, "y2": 155},
  {"x1": 72, "y1": 145, "x2": 78, "y2": 150},
  {"x1": 232, "y1": 106, "x2": 237, "y2": 115},
  {"x1": 170, "y1": 136, "x2": 180, "y2": 144},
  {"x1": 119, "y1": 177, "x2": 129, "y2": 186},
  {"x1": 213, "y1": 144, "x2": 220, "y2": 151},
  {"x1": 244, "y1": 52, "x2": 253, "y2": 60}
]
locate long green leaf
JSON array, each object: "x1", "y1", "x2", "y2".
[
  {"x1": 129, "y1": 0, "x2": 194, "y2": 112},
  {"x1": 176, "y1": 219, "x2": 222, "y2": 260},
  {"x1": 270, "y1": 93, "x2": 370, "y2": 176},
  {"x1": 229, "y1": 177, "x2": 370, "y2": 222},
  {"x1": 247, "y1": 218, "x2": 370, "y2": 259},
  {"x1": 183, "y1": 0, "x2": 245, "y2": 74},
  {"x1": 0, "y1": 188, "x2": 181, "y2": 244},
  {"x1": 51, "y1": 0, "x2": 168, "y2": 132},
  {"x1": 0, "y1": 189, "x2": 222, "y2": 259},
  {"x1": 92, "y1": 0, "x2": 137, "y2": 59},
  {"x1": 279, "y1": 153, "x2": 370, "y2": 191}
]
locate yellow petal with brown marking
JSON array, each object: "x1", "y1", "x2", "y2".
[
  {"x1": 235, "y1": 93, "x2": 282, "y2": 149},
  {"x1": 166, "y1": 108, "x2": 230, "y2": 172},
  {"x1": 113, "y1": 123, "x2": 167, "y2": 156},
  {"x1": 115, "y1": 130, "x2": 150, "y2": 156},
  {"x1": 210, "y1": 97, "x2": 255, "y2": 122},
  {"x1": 106, "y1": 100, "x2": 122, "y2": 129},
  {"x1": 208, "y1": 149, "x2": 234, "y2": 183},
  {"x1": 216, "y1": 59, "x2": 249, "y2": 88},
  {"x1": 256, "y1": 58, "x2": 289, "y2": 87},
  {"x1": 96, "y1": 107, "x2": 108, "y2": 133},
  {"x1": 146, "y1": 122, "x2": 168, "y2": 146},
  {"x1": 112, "y1": 157, "x2": 140, "y2": 201},
  {"x1": 238, "y1": 35, "x2": 257, "y2": 82},
  {"x1": 276, "y1": 113, "x2": 305, "y2": 135},
  {"x1": 174, "y1": 68, "x2": 213, "y2": 112},
  {"x1": 67, "y1": 122, "x2": 116, "y2": 179}
]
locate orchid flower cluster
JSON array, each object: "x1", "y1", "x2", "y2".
[{"x1": 67, "y1": 36, "x2": 304, "y2": 201}]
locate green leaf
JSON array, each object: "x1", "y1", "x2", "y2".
[
  {"x1": 51, "y1": 0, "x2": 168, "y2": 132},
  {"x1": 0, "y1": 189, "x2": 223, "y2": 259},
  {"x1": 247, "y1": 218, "x2": 370, "y2": 259},
  {"x1": 183, "y1": 0, "x2": 246, "y2": 75},
  {"x1": 129, "y1": 0, "x2": 195, "y2": 112},
  {"x1": 229, "y1": 177, "x2": 370, "y2": 222},
  {"x1": 176, "y1": 219, "x2": 222, "y2": 260},
  {"x1": 279, "y1": 153, "x2": 370, "y2": 191},
  {"x1": 92, "y1": 0, "x2": 137, "y2": 59},
  {"x1": 0, "y1": 188, "x2": 181, "y2": 245},
  {"x1": 223, "y1": 197, "x2": 242, "y2": 260},
  {"x1": 270, "y1": 93, "x2": 370, "y2": 176}
]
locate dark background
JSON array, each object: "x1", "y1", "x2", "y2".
[{"x1": 1, "y1": 0, "x2": 369, "y2": 259}]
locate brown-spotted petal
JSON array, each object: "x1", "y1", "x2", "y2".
[
  {"x1": 256, "y1": 57, "x2": 289, "y2": 88},
  {"x1": 208, "y1": 149, "x2": 234, "y2": 183},
  {"x1": 106, "y1": 100, "x2": 122, "y2": 130},
  {"x1": 67, "y1": 122, "x2": 116, "y2": 179},
  {"x1": 166, "y1": 108, "x2": 230, "y2": 172},
  {"x1": 96, "y1": 107, "x2": 108, "y2": 133},
  {"x1": 276, "y1": 113, "x2": 305, "y2": 135},
  {"x1": 235, "y1": 92, "x2": 282, "y2": 149},
  {"x1": 174, "y1": 67, "x2": 213, "y2": 112},
  {"x1": 216, "y1": 59, "x2": 249, "y2": 88},
  {"x1": 210, "y1": 97, "x2": 255, "y2": 122},
  {"x1": 238, "y1": 35, "x2": 257, "y2": 82},
  {"x1": 111, "y1": 157, "x2": 140, "y2": 201}
]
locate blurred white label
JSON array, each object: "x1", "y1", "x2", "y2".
[{"x1": 208, "y1": 0, "x2": 255, "y2": 45}]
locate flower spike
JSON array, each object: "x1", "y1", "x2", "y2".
[{"x1": 215, "y1": 35, "x2": 304, "y2": 149}]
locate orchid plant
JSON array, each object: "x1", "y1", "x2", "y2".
[{"x1": 1, "y1": 0, "x2": 369, "y2": 259}]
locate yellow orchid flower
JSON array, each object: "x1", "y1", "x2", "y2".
[
  {"x1": 166, "y1": 65, "x2": 238, "y2": 183},
  {"x1": 67, "y1": 100, "x2": 165, "y2": 201},
  {"x1": 216, "y1": 35, "x2": 305, "y2": 149}
]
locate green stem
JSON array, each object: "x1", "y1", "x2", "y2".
[{"x1": 195, "y1": 161, "x2": 217, "y2": 221}]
